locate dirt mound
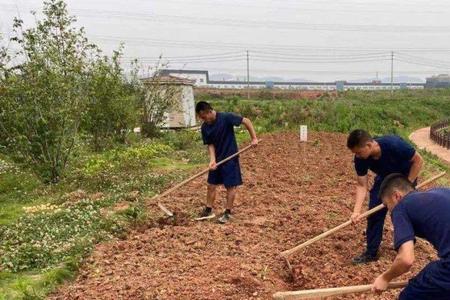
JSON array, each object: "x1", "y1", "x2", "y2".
[
  {"x1": 155, "y1": 212, "x2": 191, "y2": 227},
  {"x1": 50, "y1": 132, "x2": 438, "y2": 300}
]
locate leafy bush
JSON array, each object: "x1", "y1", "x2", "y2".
[
  {"x1": 82, "y1": 142, "x2": 173, "y2": 176},
  {"x1": 0, "y1": 1, "x2": 101, "y2": 182},
  {"x1": 0, "y1": 0, "x2": 148, "y2": 182},
  {"x1": 81, "y1": 49, "x2": 139, "y2": 151},
  {"x1": 161, "y1": 130, "x2": 202, "y2": 151}
]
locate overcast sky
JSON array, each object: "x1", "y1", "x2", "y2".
[{"x1": 2, "y1": 0, "x2": 450, "y2": 81}]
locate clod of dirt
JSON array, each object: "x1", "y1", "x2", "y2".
[
  {"x1": 155, "y1": 211, "x2": 191, "y2": 228},
  {"x1": 229, "y1": 275, "x2": 262, "y2": 295},
  {"x1": 291, "y1": 266, "x2": 307, "y2": 288}
]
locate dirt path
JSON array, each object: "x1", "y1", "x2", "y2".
[
  {"x1": 410, "y1": 127, "x2": 450, "y2": 165},
  {"x1": 50, "y1": 132, "x2": 438, "y2": 300}
]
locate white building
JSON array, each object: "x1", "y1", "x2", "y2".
[{"x1": 142, "y1": 76, "x2": 196, "y2": 129}]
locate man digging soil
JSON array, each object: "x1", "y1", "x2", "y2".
[
  {"x1": 347, "y1": 129, "x2": 423, "y2": 264},
  {"x1": 196, "y1": 101, "x2": 258, "y2": 224},
  {"x1": 372, "y1": 174, "x2": 450, "y2": 299}
]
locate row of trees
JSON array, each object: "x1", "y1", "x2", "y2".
[{"x1": 0, "y1": 0, "x2": 179, "y2": 183}]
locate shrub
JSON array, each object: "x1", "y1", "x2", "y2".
[{"x1": 0, "y1": 1, "x2": 98, "y2": 182}]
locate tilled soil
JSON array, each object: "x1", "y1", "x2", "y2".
[{"x1": 50, "y1": 132, "x2": 439, "y2": 300}]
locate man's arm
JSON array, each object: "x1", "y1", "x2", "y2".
[
  {"x1": 351, "y1": 175, "x2": 369, "y2": 223},
  {"x1": 241, "y1": 117, "x2": 258, "y2": 146},
  {"x1": 208, "y1": 144, "x2": 217, "y2": 170},
  {"x1": 372, "y1": 241, "x2": 415, "y2": 294},
  {"x1": 408, "y1": 152, "x2": 423, "y2": 183}
]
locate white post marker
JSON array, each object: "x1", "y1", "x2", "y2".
[{"x1": 300, "y1": 125, "x2": 308, "y2": 142}]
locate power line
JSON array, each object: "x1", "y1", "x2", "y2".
[
  {"x1": 90, "y1": 35, "x2": 450, "y2": 53},
  {"x1": 4, "y1": 5, "x2": 448, "y2": 34},
  {"x1": 251, "y1": 50, "x2": 390, "y2": 57},
  {"x1": 123, "y1": 53, "x2": 391, "y2": 63},
  {"x1": 396, "y1": 52, "x2": 450, "y2": 68},
  {"x1": 122, "y1": 51, "x2": 243, "y2": 60},
  {"x1": 72, "y1": 11, "x2": 450, "y2": 33},
  {"x1": 122, "y1": 51, "x2": 391, "y2": 61},
  {"x1": 251, "y1": 57, "x2": 391, "y2": 64},
  {"x1": 396, "y1": 58, "x2": 450, "y2": 70},
  {"x1": 150, "y1": 0, "x2": 449, "y2": 15},
  {"x1": 124, "y1": 55, "x2": 246, "y2": 62},
  {"x1": 121, "y1": 54, "x2": 391, "y2": 65}
]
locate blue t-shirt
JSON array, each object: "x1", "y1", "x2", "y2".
[
  {"x1": 391, "y1": 188, "x2": 450, "y2": 258},
  {"x1": 354, "y1": 135, "x2": 415, "y2": 183},
  {"x1": 201, "y1": 112, "x2": 243, "y2": 161}
]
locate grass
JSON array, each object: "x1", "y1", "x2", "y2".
[
  {"x1": 0, "y1": 130, "x2": 208, "y2": 299},
  {"x1": 1, "y1": 89, "x2": 450, "y2": 299},
  {"x1": 0, "y1": 265, "x2": 76, "y2": 300},
  {"x1": 0, "y1": 158, "x2": 43, "y2": 226},
  {"x1": 211, "y1": 88, "x2": 450, "y2": 180},
  {"x1": 210, "y1": 89, "x2": 450, "y2": 137}
]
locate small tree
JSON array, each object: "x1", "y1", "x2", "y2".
[
  {"x1": 137, "y1": 67, "x2": 181, "y2": 138},
  {"x1": 0, "y1": 0, "x2": 97, "y2": 182},
  {"x1": 82, "y1": 48, "x2": 139, "y2": 150}
]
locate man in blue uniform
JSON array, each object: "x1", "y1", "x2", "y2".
[
  {"x1": 195, "y1": 101, "x2": 258, "y2": 224},
  {"x1": 347, "y1": 129, "x2": 423, "y2": 264},
  {"x1": 372, "y1": 173, "x2": 450, "y2": 299}
]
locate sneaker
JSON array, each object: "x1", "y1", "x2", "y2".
[
  {"x1": 195, "y1": 207, "x2": 215, "y2": 220},
  {"x1": 352, "y1": 252, "x2": 378, "y2": 265},
  {"x1": 218, "y1": 211, "x2": 232, "y2": 224}
]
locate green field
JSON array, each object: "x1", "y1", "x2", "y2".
[{"x1": 1, "y1": 89, "x2": 450, "y2": 299}]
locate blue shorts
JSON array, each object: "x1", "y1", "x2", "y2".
[
  {"x1": 399, "y1": 259, "x2": 450, "y2": 300},
  {"x1": 207, "y1": 158, "x2": 242, "y2": 188}
]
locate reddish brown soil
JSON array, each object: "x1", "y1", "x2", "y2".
[{"x1": 50, "y1": 132, "x2": 439, "y2": 300}]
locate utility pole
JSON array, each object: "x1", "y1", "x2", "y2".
[
  {"x1": 390, "y1": 51, "x2": 394, "y2": 96},
  {"x1": 246, "y1": 50, "x2": 250, "y2": 99}
]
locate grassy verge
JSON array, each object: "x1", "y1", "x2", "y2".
[{"x1": 0, "y1": 130, "x2": 207, "y2": 299}]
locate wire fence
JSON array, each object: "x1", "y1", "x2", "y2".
[{"x1": 430, "y1": 119, "x2": 450, "y2": 149}]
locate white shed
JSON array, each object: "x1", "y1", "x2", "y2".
[{"x1": 142, "y1": 75, "x2": 197, "y2": 129}]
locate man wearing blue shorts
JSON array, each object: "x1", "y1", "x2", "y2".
[
  {"x1": 195, "y1": 101, "x2": 258, "y2": 224},
  {"x1": 372, "y1": 173, "x2": 450, "y2": 300},
  {"x1": 347, "y1": 129, "x2": 423, "y2": 264}
]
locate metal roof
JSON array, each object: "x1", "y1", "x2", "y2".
[{"x1": 141, "y1": 75, "x2": 195, "y2": 86}]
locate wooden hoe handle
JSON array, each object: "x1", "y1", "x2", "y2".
[
  {"x1": 281, "y1": 171, "x2": 446, "y2": 257},
  {"x1": 272, "y1": 281, "x2": 408, "y2": 299},
  {"x1": 155, "y1": 141, "x2": 259, "y2": 216}
]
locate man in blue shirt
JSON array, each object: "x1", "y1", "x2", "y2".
[
  {"x1": 195, "y1": 101, "x2": 258, "y2": 224},
  {"x1": 347, "y1": 129, "x2": 423, "y2": 264},
  {"x1": 372, "y1": 174, "x2": 450, "y2": 299}
]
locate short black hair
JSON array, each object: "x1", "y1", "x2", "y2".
[
  {"x1": 378, "y1": 173, "x2": 414, "y2": 200},
  {"x1": 347, "y1": 129, "x2": 373, "y2": 149},
  {"x1": 195, "y1": 101, "x2": 213, "y2": 114}
]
